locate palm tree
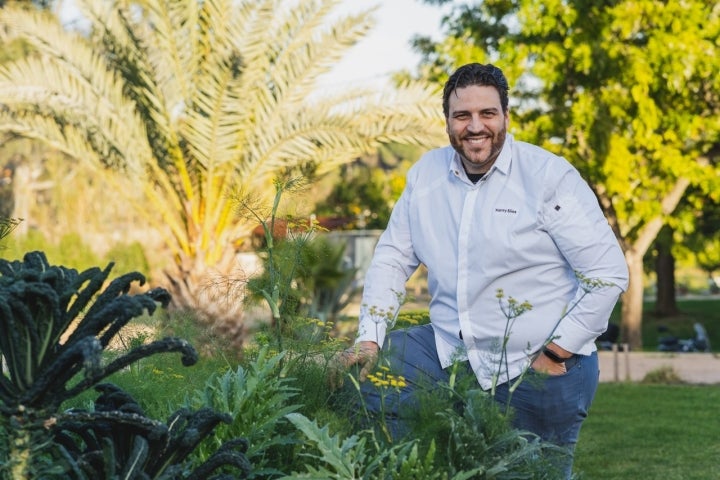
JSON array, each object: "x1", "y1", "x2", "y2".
[{"x1": 0, "y1": 0, "x2": 445, "y2": 341}]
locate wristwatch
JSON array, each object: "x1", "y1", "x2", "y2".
[{"x1": 542, "y1": 346, "x2": 570, "y2": 363}]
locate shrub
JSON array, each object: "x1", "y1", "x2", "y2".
[
  {"x1": 104, "y1": 240, "x2": 152, "y2": 279},
  {"x1": 642, "y1": 365, "x2": 685, "y2": 384},
  {"x1": 276, "y1": 374, "x2": 564, "y2": 479},
  {"x1": 4, "y1": 230, "x2": 152, "y2": 278}
]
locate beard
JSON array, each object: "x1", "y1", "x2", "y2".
[{"x1": 449, "y1": 127, "x2": 506, "y2": 174}]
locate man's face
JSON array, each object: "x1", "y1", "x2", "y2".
[{"x1": 446, "y1": 85, "x2": 509, "y2": 175}]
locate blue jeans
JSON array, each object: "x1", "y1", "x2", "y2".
[{"x1": 358, "y1": 324, "x2": 599, "y2": 479}]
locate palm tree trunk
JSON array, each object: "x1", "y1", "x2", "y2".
[{"x1": 163, "y1": 250, "x2": 255, "y2": 348}]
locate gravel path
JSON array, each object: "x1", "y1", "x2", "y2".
[{"x1": 598, "y1": 350, "x2": 720, "y2": 384}]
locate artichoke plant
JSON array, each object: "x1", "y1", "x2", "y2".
[{"x1": 0, "y1": 251, "x2": 250, "y2": 478}]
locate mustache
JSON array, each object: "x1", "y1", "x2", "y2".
[{"x1": 462, "y1": 133, "x2": 492, "y2": 140}]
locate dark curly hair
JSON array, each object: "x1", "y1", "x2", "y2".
[{"x1": 442, "y1": 63, "x2": 509, "y2": 118}]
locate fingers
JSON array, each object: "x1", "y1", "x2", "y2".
[
  {"x1": 327, "y1": 342, "x2": 379, "y2": 390},
  {"x1": 531, "y1": 354, "x2": 567, "y2": 375},
  {"x1": 328, "y1": 349, "x2": 360, "y2": 390},
  {"x1": 357, "y1": 349, "x2": 378, "y2": 383},
  {"x1": 355, "y1": 341, "x2": 380, "y2": 357},
  {"x1": 358, "y1": 362, "x2": 372, "y2": 383}
]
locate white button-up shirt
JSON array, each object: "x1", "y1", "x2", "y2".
[{"x1": 356, "y1": 134, "x2": 629, "y2": 389}]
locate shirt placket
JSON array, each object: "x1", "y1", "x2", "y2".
[{"x1": 457, "y1": 186, "x2": 478, "y2": 349}]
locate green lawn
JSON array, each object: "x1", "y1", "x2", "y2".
[
  {"x1": 575, "y1": 383, "x2": 720, "y2": 479},
  {"x1": 577, "y1": 299, "x2": 720, "y2": 478}
]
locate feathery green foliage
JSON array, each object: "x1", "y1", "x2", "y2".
[{"x1": 0, "y1": 217, "x2": 20, "y2": 250}]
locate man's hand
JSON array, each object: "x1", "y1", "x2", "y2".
[
  {"x1": 328, "y1": 341, "x2": 379, "y2": 390},
  {"x1": 531, "y1": 343, "x2": 572, "y2": 375},
  {"x1": 531, "y1": 351, "x2": 567, "y2": 375}
]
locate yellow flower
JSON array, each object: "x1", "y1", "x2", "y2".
[
  {"x1": 368, "y1": 369, "x2": 407, "y2": 389},
  {"x1": 389, "y1": 377, "x2": 407, "y2": 388}
]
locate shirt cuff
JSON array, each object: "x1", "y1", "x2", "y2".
[{"x1": 356, "y1": 319, "x2": 388, "y2": 348}]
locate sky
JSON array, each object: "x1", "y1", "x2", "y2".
[
  {"x1": 317, "y1": 0, "x2": 449, "y2": 88},
  {"x1": 59, "y1": 0, "x2": 449, "y2": 89}
]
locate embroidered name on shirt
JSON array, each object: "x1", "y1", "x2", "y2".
[{"x1": 495, "y1": 208, "x2": 517, "y2": 214}]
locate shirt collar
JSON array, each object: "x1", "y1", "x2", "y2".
[
  {"x1": 449, "y1": 133, "x2": 514, "y2": 178},
  {"x1": 493, "y1": 133, "x2": 513, "y2": 175}
]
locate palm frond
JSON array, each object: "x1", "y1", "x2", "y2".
[
  {"x1": 0, "y1": 7, "x2": 152, "y2": 173},
  {"x1": 264, "y1": 0, "x2": 376, "y2": 104}
]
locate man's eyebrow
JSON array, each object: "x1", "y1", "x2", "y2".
[{"x1": 451, "y1": 107, "x2": 500, "y2": 115}]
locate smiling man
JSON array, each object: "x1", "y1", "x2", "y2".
[
  {"x1": 331, "y1": 63, "x2": 629, "y2": 478},
  {"x1": 445, "y1": 74, "x2": 508, "y2": 175}
]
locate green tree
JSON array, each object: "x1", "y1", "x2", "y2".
[
  {"x1": 0, "y1": 0, "x2": 445, "y2": 341},
  {"x1": 648, "y1": 185, "x2": 713, "y2": 314},
  {"x1": 316, "y1": 145, "x2": 418, "y2": 230},
  {"x1": 686, "y1": 194, "x2": 720, "y2": 293},
  {"x1": 414, "y1": 0, "x2": 720, "y2": 349}
]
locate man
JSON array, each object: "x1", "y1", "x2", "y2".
[{"x1": 332, "y1": 63, "x2": 628, "y2": 477}]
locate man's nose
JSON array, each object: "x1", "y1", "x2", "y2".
[{"x1": 468, "y1": 114, "x2": 484, "y2": 132}]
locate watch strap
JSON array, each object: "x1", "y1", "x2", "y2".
[{"x1": 542, "y1": 346, "x2": 569, "y2": 363}]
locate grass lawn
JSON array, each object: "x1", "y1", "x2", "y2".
[
  {"x1": 575, "y1": 383, "x2": 720, "y2": 479},
  {"x1": 577, "y1": 299, "x2": 720, "y2": 478}
]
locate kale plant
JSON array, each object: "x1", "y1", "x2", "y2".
[{"x1": 0, "y1": 251, "x2": 250, "y2": 479}]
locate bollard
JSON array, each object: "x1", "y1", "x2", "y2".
[
  {"x1": 612, "y1": 343, "x2": 619, "y2": 381},
  {"x1": 623, "y1": 343, "x2": 630, "y2": 381}
]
